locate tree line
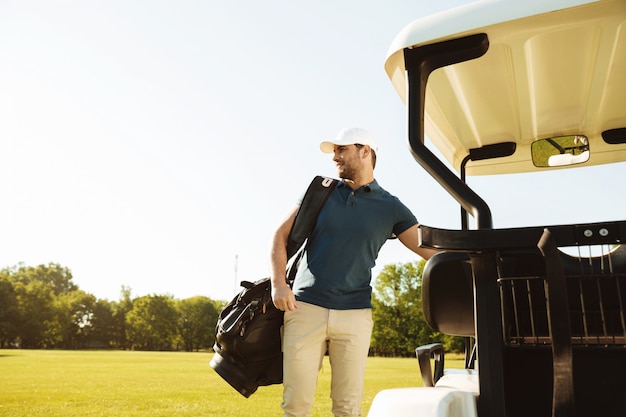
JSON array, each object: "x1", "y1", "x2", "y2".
[
  {"x1": 0, "y1": 263, "x2": 224, "y2": 351},
  {"x1": 0, "y1": 261, "x2": 463, "y2": 356}
]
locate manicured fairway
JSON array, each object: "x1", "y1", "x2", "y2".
[{"x1": 0, "y1": 349, "x2": 464, "y2": 416}]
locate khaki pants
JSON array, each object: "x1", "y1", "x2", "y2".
[{"x1": 282, "y1": 302, "x2": 374, "y2": 417}]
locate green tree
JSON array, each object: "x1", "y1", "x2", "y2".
[
  {"x1": 438, "y1": 333, "x2": 466, "y2": 353},
  {"x1": 111, "y1": 286, "x2": 133, "y2": 349},
  {"x1": 90, "y1": 298, "x2": 117, "y2": 348},
  {"x1": 7, "y1": 263, "x2": 77, "y2": 295},
  {"x1": 4, "y1": 263, "x2": 80, "y2": 348},
  {"x1": 176, "y1": 296, "x2": 219, "y2": 351},
  {"x1": 14, "y1": 279, "x2": 57, "y2": 348},
  {"x1": 55, "y1": 290, "x2": 97, "y2": 349},
  {"x1": 371, "y1": 261, "x2": 432, "y2": 357},
  {"x1": 0, "y1": 275, "x2": 19, "y2": 348},
  {"x1": 126, "y1": 294, "x2": 178, "y2": 351}
]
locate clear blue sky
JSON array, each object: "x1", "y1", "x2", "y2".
[{"x1": 1, "y1": 0, "x2": 625, "y2": 302}]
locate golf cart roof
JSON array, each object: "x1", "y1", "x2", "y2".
[{"x1": 385, "y1": 0, "x2": 626, "y2": 175}]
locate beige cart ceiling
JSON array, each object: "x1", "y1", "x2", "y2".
[{"x1": 385, "y1": 0, "x2": 626, "y2": 175}]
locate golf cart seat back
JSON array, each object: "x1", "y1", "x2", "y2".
[
  {"x1": 416, "y1": 251, "x2": 477, "y2": 393},
  {"x1": 422, "y1": 251, "x2": 474, "y2": 336}
]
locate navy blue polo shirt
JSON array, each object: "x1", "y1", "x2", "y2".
[{"x1": 292, "y1": 179, "x2": 417, "y2": 310}]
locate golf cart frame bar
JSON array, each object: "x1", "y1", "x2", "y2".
[
  {"x1": 404, "y1": 33, "x2": 492, "y2": 230},
  {"x1": 403, "y1": 33, "x2": 508, "y2": 416}
]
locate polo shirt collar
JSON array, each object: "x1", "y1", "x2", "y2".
[{"x1": 338, "y1": 179, "x2": 379, "y2": 193}]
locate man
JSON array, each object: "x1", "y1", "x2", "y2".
[{"x1": 270, "y1": 127, "x2": 437, "y2": 417}]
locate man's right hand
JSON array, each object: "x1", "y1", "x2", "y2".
[
  {"x1": 272, "y1": 283, "x2": 298, "y2": 312},
  {"x1": 270, "y1": 205, "x2": 300, "y2": 312}
]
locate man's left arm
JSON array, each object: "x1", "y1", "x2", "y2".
[{"x1": 397, "y1": 224, "x2": 440, "y2": 260}]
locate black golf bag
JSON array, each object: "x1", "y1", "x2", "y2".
[{"x1": 210, "y1": 176, "x2": 338, "y2": 397}]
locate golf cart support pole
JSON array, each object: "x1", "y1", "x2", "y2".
[
  {"x1": 403, "y1": 33, "x2": 507, "y2": 417},
  {"x1": 403, "y1": 33, "x2": 492, "y2": 230}
]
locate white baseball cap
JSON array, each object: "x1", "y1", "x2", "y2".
[{"x1": 320, "y1": 128, "x2": 378, "y2": 153}]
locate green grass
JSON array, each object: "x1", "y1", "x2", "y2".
[{"x1": 0, "y1": 349, "x2": 465, "y2": 416}]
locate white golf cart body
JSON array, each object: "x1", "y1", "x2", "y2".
[{"x1": 369, "y1": 0, "x2": 626, "y2": 416}]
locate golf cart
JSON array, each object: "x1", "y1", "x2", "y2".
[{"x1": 368, "y1": 1, "x2": 626, "y2": 416}]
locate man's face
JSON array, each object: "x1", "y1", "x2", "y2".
[{"x1": 332, "y1": 144, "x2": 363, "y2": 180}]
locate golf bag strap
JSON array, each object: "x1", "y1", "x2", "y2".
[{"x1": 285, "y1": 176, "x2": 338, "y2": 260}]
